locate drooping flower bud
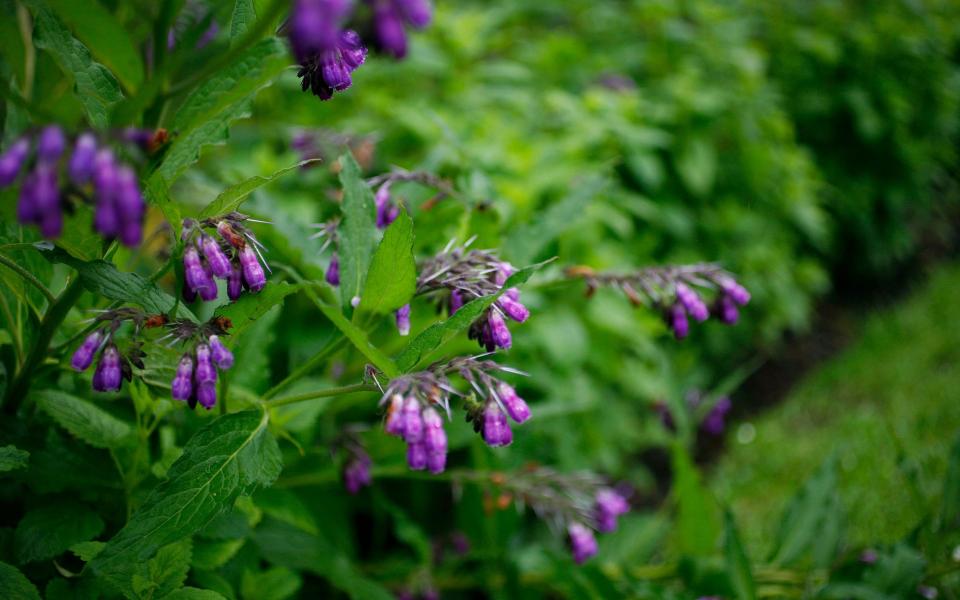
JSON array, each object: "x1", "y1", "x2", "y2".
[
  {"x1": 482, "y1": 402, "x2": 512, "y2": 447},
  {"x1": 92, "y1": 149, "x2": 120, "y2": 238},
  {"x1": 208, "y1": 335, "x2": 234, "y2": 370},
  {"x1": 497, "y1": 295, "x2": 529, "y2": 323},
  {"x1": 36, "y1": 126, "x2": 66, "y2": 164},
  {"x1": 288, "y1": 0, "x2": 349, "y2": 63},
  {"x1": 201, "y1": 235, "x2": 232, "y2": 279},
  {"x1": 401, "y1": 396, "x2": 424, "y2": 444},
  {"x1": 0, "y1": 138, "x2": 30, "y2": 187},
  {"x1": 384, "y1": 394, "x2": 406, "y2": 436},
  {"x1": 184, "y1": 246, "x2": 217, "y2": 301},
  {"x1": 375, "y1": 183, "x2": 399, "y2": 228},
  {"x1": 594, "y1": 488, "x2": 629, "y2": 533},
  {"x1": 92, "y1": 345, "x2": 122, "y2": 392},
  {"x1": 71, "y1": 331, "x2": 103, "y2": 372},
  {"x1": 397, "y1": 0, "x2": 432, "y2": 28},
  {"x1": 193, "y1": 344, "x2": 217, "y2": 384},
  {"x1": 395, "y1": 304, "x2": 411, "y2": 336},
  {"x1": 196, "y1": 381, "x2": 217, "y2": 409},
  {"x1": 422, "y1": 407, "x2": 447, "y2": 474},
  {"x1": 497, "y1": 382, "x2": 530, "y2": 424},
  {"x1": 675, "y1": 283, "x2": 709, "y2": 322},
  {"x1": 716, "y1": 295, "x2": 739, "y2": 325},
  {"x1": 326, "y1": 253, "x2": 340, "y2": 286},
  {"x1": 701, "y1": 397, "x2": 732, "y2": 435},
  {"x1": 227, "y1": 263, "x2": 243, "y2": 301},
  {"x1": 668, "y1": 303, "x2": 689, "y2": 339},
  {"x1": 171, "y1": 355, "x2": 195, "y2": 401},
  {"x1": 568, "y1": 522, "x2": 598, "y2": 564},
  {"x1": 374, "y1": 2, "x2": 408, "y2": 58},
  {"x1": 406, "y1": 442, "x2": 427, "y2": 470},
  {"x1": 68, "y1": 133, "x2": 98, "y2": 185},
  {"x1": 238, "y1": 245, "x2": 266, "y2": 292},
  {"x1": 487, "y1": 310, "x2": 512, "y2": 349},
  {"x1": 343, "y1": 451, "x2": 372, "y2": 494},
  {"x1": 720, "y1": 278, "x2": 751, "y2": 306},
  {"x1": 449, "y1": 289, "x2": 463, "y2": 314},
  {"x1": 115, "y1": 166, "x2": 145, "y2": 247}
]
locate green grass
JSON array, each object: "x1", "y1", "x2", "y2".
[{"x1": 711, "y1": 263, "x2": 960, "y2": 555}]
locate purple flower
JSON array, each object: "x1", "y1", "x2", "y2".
[
  {"x1": 92, "y1": 345, "x2": 122, "y2": 392},
  {"x1": 487, "y1": 310, "x2": 512, "y2": 349},
  {"x1": 384, "y1": 394, "x2": 406, "y2": 436},
  {"x1": 184, "y1": 246, "x2": 218, "y2": 301},
  {"x1": 0, "y1": 139, "x2": 30, "y2": 187},
  {"x1": 716, "y1": 294, "x2": 739, "y2": 325},
  {"x1": 401, "y1": 396, "x2": 424, "y2": 444},
  {"x1": 397, "y1": 0, "x2": 431, "y2": 27},
  {"x1": 701, "y1": 397, "x2": 732, "y2": 436},
  {"x1": 239, "y1": 245, "x2": 266, "y2": 293},
  {"x1": 720, "y1": 278, "x2": 751, "y2": 306},
  {"x1": 375, "y1": 183, "x2": 399, "y2": 228},
  {"x1": 395, "y1": 303, "x2": 411, "y2": 336},
  {"x1": 171, "y1": 355, "x2": 195, "y2": 401},
  {"x1": 202, "y1": 236, "x2": 232, "y2": 279},
  {"x1": 71, "y1": 331, "x2": 103, "y2": 372},
  {"x1": 497, "y1": 294, "x2": 529, "y2": 323},
  {"x1": 93, "y1": 150, "x2": 120, "y2": 238},
  {"x1": 196, "y1": 381, "x2": 217, "y2": 409},
  {"x1": 497, "y1": 382, "x2": 530, "y2": 424},
  {"x1": 326, "y1": 253, "x2": 340, "y2": 286},
  {"x1": 668, "y1": 303, "x2": 689, "y2": 339},
  {"x1": 68, "y1": 133, "x2": 98, "y2": 185},
  {"x1": 297, "y1": 30, "x2": 367, "y2": 100},
  {"x1": 675, "y1": 283, "x2": 709, "y2": 322},
  {"x1": 36, "y1": 126, "x2": 65, "y2": 164},
  {"x1": 449, "y1": 289, "x2": 464, "y2": 314},
  {"x1": 373, "y1": 2, "x2": 408, "y2": 58},
  {"x1": 115, "y1": 166, "x2": 145, "y2": 247},
  {"x1": 121, "y1": 127, "x2": 153, "y2": 150},
  {"x1": 343, "y1": 451, "x2": 372, "y2": 494},
  {"x1": 208, "y1": 335, "x2": 234, "y2": 369},
  {"x1": 194, "y1": 344, "x2": 217, "y2": 384},
  {"x1": 288, "y1": 0, "x2": 350, "y2": 63},
  {"x1": 406, "y1": 442, "x2": 427, "y2": 470},
  {"x1": 19, "y1": 165, "x2": 63, "y2": 238},
  {"x1": 228, "y1": 263, "x2": 244, "y2": 301},
  {"x1": 594, "y1": 488, "x2": 629, "y2": 533},
  {"x1": 422, "y1": 407, "x2": 447, "y2": 474},
  {"x1": 482, "y1": 402, "x2": 512, "y2": 447},
  {"x1": 568, "y1": 522, "x2": 598, "y2": 564}
]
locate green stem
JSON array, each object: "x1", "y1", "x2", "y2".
[
  {"x1": 0, "y1": 292, "x2": 22, "y2": 366},
  {"x1": 0, "y1": 253, "x2": 57, "y2": 305},
  {"x1": 265, "y1": 382, "x2": 378, "y2": 409},
  {"x1": 4, "y1": 278, "x2": 85, "y2": 410},
  {"x1": 262, "y1": 336, "x2": 349, "y2": 400}
]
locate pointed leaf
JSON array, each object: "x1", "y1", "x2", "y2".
[
  {"x1": 199, "y1": 161, "x2": 319, "y2": 219},
  {"x1": 15, "y1": 504, "x2": 104, "y2": 564},
  {"x1": 358, "y1": 209, "x2": 416, "y2": 315},
  {"x1": 0, "y1": 561, "x2": 41, "y2": 600},
  {"x1": 214, "y1": 282, "x2": 301, "y2": 338},
  {"x1": 34, "y1": 389, "x2": 134, "y2": 449},
  {"x1": 337, "y1": 154, "x2": 377, "y2": 307},
  {"x1": 723, "y1": 511, "x2": 756, "y2": 600},
  {"x1": 133, "y1": 537, "x2": 192, "y2": 600}
]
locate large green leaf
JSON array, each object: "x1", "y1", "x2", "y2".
[
  {"x1": 0, "y1": 561, "x2": 40, "y2": 600},
  {"x1": 162, "y1": 588, "x2": 227, "y2": 600},
  {"x1": 769, "y1": 455, "x2": 843, "y2": 567},
  {"x1": 199, "y1": 161, "x2": 318, "y2": 219},
  {"x1": 672, "y1": 443, "x2": 719, "y2": 557},
  {"x1": 722, "y1": 511, "x2": 756, "y2": 600},
  {"x1": 357, "y1": 209, "x2": 416, "y2": 315},
  {"x1": 44, "y1": 0, "x2": 144, "y2": 91},
  {"x1": 88, "y1": 411, "x2": 282, "y2": 596},
  {"x1": 214, "y1": 282, "x2": 301, "y2": 338},
  {"x1": 15, "y1": 504, "x2": 105, "y2": 563},
  {"x1": 0, "y1": 445, "x2": 28, "y2": 473},
  {"x1": 28, "y1": 0, "x2": 123, "y2": 128},
  {"x1": 34, "y1": 389, "x2": 134, "y2": 449},
  {"x1": 41, "y1": 247, "x2": 195, "y2": 319},
  {"x1": 132, "y1": 537, "x2": 192, "y2": 600},
  {"x1": 337, "y1": 154, "x2": 377, "y2": 307},
  {"x1": 393, "y1": 260, "x2": 550, "y2": 372},
  {"x1": 240, "y1": 567, "x2": 301, "y2": 600}
]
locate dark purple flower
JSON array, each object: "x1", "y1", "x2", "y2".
[
  {"x1": 194, "y1": 344, "x2": 217, "y2": 384},
  {"x1": 297, "y1": 30, "x2": 367, "y2": 100},
  {"x1": 0, "y1": 138, "x2": 30, "y2": 187},
  {"x1": 71, "y1": 331, "x2": 103, "y2": 372},
  {"x1": 288, "y1": 0, "x2": 350, "y2": 63},
  {"x1": 239, "y1": 245, "x2": 266, "y2": 293},
  {"x1": 406, "y1": 442, "x2": 427, "y2": 470},
  {"x1": 228, "y1": 263, "x2": 243, "y2": 301},
  {"x1": 497, "y1": 382, "x2": 530, "y2": 424},
  {"x1": 36, "y1": 126, "x2": 65, "y2": 163},
  {"x1": 568, "y1": 522, "x2": 598, "y2": 564},
  {"x1": 93, "y1": 149, "x2": 120, "y2": 238},
  {"x1": 482, "y1": 402, "x2": 512, "y2": 447},
  {"x1": 676, "y1": 283, "x2": 709, "y2": 322},
  {"x1": 115, "y1": 166, "x2": 145, "y2": 247},
  {"x1": 668, "y1": 303, "x2": 689, "y2": 339},
  {"x1": 373, "y1": 2, "x2": 408, "y2": 58},
  {"x1": 716, "y1": 294, "x2": 739, "y2": 325},
  {"x1": 92, "y1": 345, "x2": 122, "y2": 392},
  {"x1": 487, "y1": 310, "x2": 512, "y2": 349},
  {"x1": 343, "y1": 451, "x2": 372, "y2": 494},
  {"x1": 395, "y1": 303, "x2": 411, "y2": 336},
  {"x1": 422, "y1": 407, "x2": 447, "y2": 474},
  {"x1": 384, "y1": 394, "x2": 405, "y2": 436},
  {"x1": 326, "y1": 253, "x2": 340, "y2": 286},
  {"x1": 196, "y1": 381, "x2": 217, "y2": 409},
  {"x1": 68, "y1": 133, "x2": 98, "y2": 185},
  {"x1": 397, "y1": 0, "x2": 431, "y2": 27},
  {"x1": 184, "y1": 246, "x2": 218, "y2": 301},
  {"x1": 171, "y1": 355, "x2": 194, "y2": 401},
  {"x1": 720, "y1": 278, "x2": 751, "y2": 306},
  {"x1": 375, "y1": 183, "x2": 399, "y2": 228},
  {"x1": 401, "y1": 396, "x2": 424, "y2": 444},
  {"x1": 701, "y1": 397, "x2": 732, "y2": 436},
  {"x1": 449, "y1": 289, "x2": 463, "y2": 314},
  {"x1": 121, "y1": 127, "x2": 153, "y2": 150},
  {"x1": 201, "y1": 235, "x2": 232, "y2": 278},
  {"x1": 208, "y1": 335, "x2": 234, "y2": 370},
  {"x1": 594, "y1": 488, "x2": 629, "y2": 533},
  {"x1": 21, "y1": 165, "x2": 63, "y2": 238}
]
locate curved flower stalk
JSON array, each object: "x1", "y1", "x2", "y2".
[
  {"x1": 70, "y1": 308, "x2": 167, "y2": 393},
  {"x1": 377, "y1": 356, "x2": 532, "y2": 473},
  {"x1": 485, "y1": 467, "x2": 631, "y2": 564},
  {"x1": 416, "y1": 243, "x2": 531, "y2": 350},
  {"x1": 160, "y1": 316, "x2": 235, "y2": 410},
  {"x1": 180, "y1": 212, "x2": 270, "y2": 303},
  {"x1": 567, "y1": 263, "x2": 751, "y2": 339},
  {"x1": 1, "y1": 126, "x2": 157, "y2": 245}
]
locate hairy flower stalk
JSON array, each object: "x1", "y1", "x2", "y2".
[
  {"x1": 3, "y1": 127, "x2": 151, "y2": 245},
  {"x1": 180, "y1": 212, "x2": 270, "y2": 303},
  {"x1": 161, "y1": 317, "x2": 235, "y2": 410},
  {"x1": 70, "y1": 308, "x2": 160, "y2": 393},
  {"x1": 567, "y1": 263, "x2": 751, "y2": 339}
]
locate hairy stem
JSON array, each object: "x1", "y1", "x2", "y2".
[{"x1": 0, "y1": 253, "x2": 57, "y2": 305}]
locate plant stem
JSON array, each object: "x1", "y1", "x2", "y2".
[
  {"x1": 262, "y1": 336, "x2": 349, "y2": 400},
  {"x1": 0, "y1": 253, "x2": 57, "y2": 305},
  {"x1": 4, "y1": 278, "x2": 85, "y2": 410},
  {"x1": 265, "y1": 382, "x2": 378, "y2": 409}
]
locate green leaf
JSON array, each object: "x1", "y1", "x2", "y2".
[
  {"x1": 229, "y1": 304, "x2": 279, "y2": 394},
  {"x1": 89, "y1": 411, "x2": 282, "y2": 596},
  {"x1": 0, "y1": 561, "x2": 41, "y2": 600},
  {"x1": 27, "y1": 0, "x2": 123, "y2": 128},
  {"x1": 0, "y1": 445, "x2": 28, "y2": 473},
  {"x1": 722, "y1": 511, "x2": 756, "y2": 600},
  {"x1": 253, "y1": 488, "x2": 317, "y2": 535},
  {"x1": 675, "y1": 138, "x2": 716, "y2": 198},
  {"x1": 240, "y1": 567, "x2": 301, "y2": 600},
  {"x1": 214, "y1": 282, "x2": 301, "y2": 338},
  {"x1": 671, "y1": 443, "x2": 719, "y2": 556},
  {"x1": 41, "y1": 248, "x2": 195, "y2": 319},
  {"x1": 230, "y1": 0, "x2": 257, "y2": 41},
  {"x1": 192, "y1": 538, "x2": 245, "y2": 571},
  {"x1": 15, "y1": 504, "x2": 104, "y2": 563},
  {"x1": 199, "y1": 161, "x2": 319, "y2": 219},
  {"x1": 769, "y1": 455, "x2": 844, "y2": 567},
  {"x1": 70, "y1": 541, "x2": 106, "y2": 563},
  {"x1": 162, "y1": 588, "x2": 227, "y2": 600},
  {"x1": 43, "y1": 0, "x2": 144, "y2": 91},
  {"x1": 252, "y1": 518, "x2": 393, "y2": 600},
  {"x1": 156, "y1": 38, "x2": 288, "y2": 186},
  {"x1": 132, "y1": 537, "x2": 192, "y2": 600},
  {"x1": 337, "y1": 154, "x2": 377, "y2": 307},
  {"x1": 357, "y1": 209, "x2": 416, "y2": 315},
  {"x1": 34, "y1": 389, "x2": 134, "y2": 449},
  {"x1": 394, "y1": 259, "x2": 551, "y2": 372}
]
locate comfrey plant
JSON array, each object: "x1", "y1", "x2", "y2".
[
  {"x1": 568, "y1": 263, "x2": 751, "y2": 339},
  {"x1": 70, "y1": 308, "x2": 162, "y2": 392},
  {"x1": 161, "y1": 317, "x2": 235, "y2": 410},
  {"x1": 180, "y1": 212, "x2": 269, "y2": 302},
  {"x1": 1, "y1": 126, "x2": 151, "y2": 245}
]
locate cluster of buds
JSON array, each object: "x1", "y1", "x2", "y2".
[
  {"x1": 655, "y1": 391, "x2": 733, "y2": 437},
  {"x1": 1, "y1": 126, "x2": 160, "y2": 245},
  {"x1": 366, "y1": 169, "x2": 455, "y2": 230},
  {"x1": 161, "y1": 317, "x2": 234, "y2": 410},
  {"x1": 180, "y1": 213, "x2": 269, "y2": 303},
  {"x1": 417, "y1": 243, "x2": 531, "y2": 351},
  {"x1": 567, "y1": 263, "x2": 751, "y2": 339},
  {"x1": 485, "y1": 467, "x2": 630, "y2": 564},
  {"x1": 285, "y1": 0, "x2": 432, "y2": 100},
  {"x1": 70, "y1": 309, "x2": 163, "y2": 392}
]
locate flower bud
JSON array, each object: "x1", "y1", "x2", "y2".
[
  {"x1": 716, "y1": 295, "x2": 739, "y2": 325},
  {"x1": 202, "y1": 236, "x2": 232, "y2": 279},
  {"x1": 401, "y1": 396, "x2": 424, "y2": 444},
  {"x1": 482, "y1": 402, "x2": 512, "y2": 447},
  {"x1": 498, "y1": 382, "x2": 530, "y2": 424},
  {"x1": 343, "y1": 453, "x2": 372, "y2": 494},
  {"x1": 194, "y1": 344, "x2": 217, "y2": 383},
  {"x1": 239, "y1": 245, "x2": 266, "y2": 292},
  {"x1": 197, "y1": 381, "x2": 217, "y2": 409},
  {"x1": 71, "y1": 331, "x2": 103, "y2": 372},
  {"x1": 384, "y1": 394, "x2": 406, "y2": 436},
  {"x1": 0, "y1": 138, "x2": 30, "y2": 187},
  {"x1": 594, "y1": 488, "x2": 629, "y2": 533},
  {"x1": 720, "y1": 278, "x2": 751, "y2": 306},
  {"x1": 208, "y1": 335, "x2": 234, "y2": 370},
  {"x1": 668, "y1": 304, "x2": 689, "y2": 339},
  {"x1": 406, "y1": 442, "x2": 427, "y2": 470},
  {"x1": 228, "y1": 263, "x2": 244, "y2": 301},
  {"x1": 92, "y1": 345, "x2": 122, "y2": 392},
  {"x1": 171, "y1": 355, "x2": 195, "y2": 401},
  {"x1": 675, "y1": 283, "x2": 709, "y2": 322},
  {"x1": 487, "y1": 310, "x2": 512, "y2": 349},
  {"x1": 395, "y1": 304, "x2": 411, "y2": 336},
  {"x1": 115, "y1": 166, "x2": 144, "y2": 246},
  {"x1": 68, "y1": 133, "x2": 98, "y2": 185},
  {"x1": 497, "y1": 295, "x2": 529, "y2": 323},
  {"x1": 374, "y1": 3, "x2": 408, "y2": 58},
  {"x1": 568, "y1": 522, "x2": 598, "y2": 564},
  {"x1": 36, "y1": 126, "x2": 65, "y2": 163}
]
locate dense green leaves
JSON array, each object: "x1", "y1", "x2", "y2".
[
  {"x1": 199, "y1": 161, "x2": 318, "y2": 219},
  {"x1": 0, "y1": 561, "x2": 40, "y2": 600},
  {"x1": 357, "y1": 209, "x2": 416, "y2": 315},
  {"x1": 15, "y1": 504, "x2": 105, "y2": 563},
  {"x1": 89, "y1": 411, "x2": 281, "y2": 596},
  {"x1": 769, "y1": 456, "x2": 843, "y2": 567},
  {"x1": 132, "y1": 537, "x2": 193, "y2": 600},
  {"x1": 0, "y1": 445, "x2": 29, "y2": 472},
  {"x1": 34, "y1": 389, "x2": 134, "y2": 449},
  {"x1": 337, "y1": 153, "x2": 377, "y2": 307},
  {"x1": 27, "y1": 0, "x2": 123, "y2": 128},
  {"x1": 214, "y1": 282, "x2": 302, "y2": 338}
]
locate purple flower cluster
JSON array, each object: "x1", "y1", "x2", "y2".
[
  {"x1": 70, "y1": 308, "x2": 158, "y2": 393},
  {"x1": 367, "y1": 0, "x2": 432, "y2": 59},
  {"x1": 171, "y1": 335, "x2": 234, "y2": 410},
  {"x1": 566, "y1": 488, "x2": 630, "y2": 563},
  {"x1": 569, "y1": 263, "x2": 750, "y2": 339},
  {"x1": 287, "y1": 1, "x2": 367, "y2": 100},
  {"x1": 71, "y1": 332, "x2": 124, "y2": 392},
  {"x1": 375, "y1": 182, "x2": 400, "y2": 229},
  {"x1": 384, "y1": 394, "x2": 448, "y2": 474},
  {"x1": 180, "y1": 213, "x2": 269, "y2": 303},
  {"x1": 2, "y1": 127, "x2": 146, "y2": 245}
]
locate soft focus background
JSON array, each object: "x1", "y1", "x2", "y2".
[{"x1": 3, "y1": 0, "x2": 960, "y2": 598}]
